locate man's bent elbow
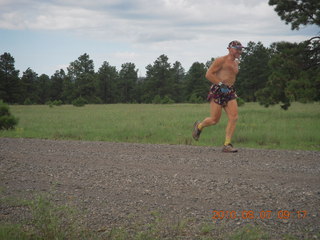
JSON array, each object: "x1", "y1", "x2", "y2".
[
  {"x1": 205, "y1": 71, "x2": 209, "y2": 79},
  {"x1": 205, "y1": 72, "x2": 214, "y2": 83}
]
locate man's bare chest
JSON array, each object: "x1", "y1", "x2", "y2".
[{"x1": 222, "y1": 60, "x2": 239, "y2": 74}]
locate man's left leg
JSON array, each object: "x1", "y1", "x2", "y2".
[{"x1": 223, "y1": 99, "x2": 238, "y2": 152}]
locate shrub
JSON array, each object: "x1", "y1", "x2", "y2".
[
  {"x1": 152, "y1": 95, "x2": 175, "y2": 104},
  {"x1": 46, "y1": 100, "x2": 63, "y2": 107},
  {"x1": 189, "y1": 93, "x2": 204, "y2": 103},
  {"x1": 161, "y1": 95, "x2": 175, "y2": 104},
  {"x1": 237, "y1": 97, "x2": 245, "y2": 107},
  {"x1": 72, "y1": 97, "x2": 87, "y2": 107},
  {"x1": 152, "y1": 95, "x2": 162, "y2": 104},
  {"x1": 52, "y1": 100, "x2": 63, "y2": 106},
  {"x1": 0, "y1": 100, "x2": 18, "y2": 130},
  {"x1": 23, "y1": 98, "x2": 33, "y2": 105},
  {"x1": 46, "y1": 100, "x2": 54, "y2": 108}
]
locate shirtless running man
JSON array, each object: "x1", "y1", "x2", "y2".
[{"x1": 192, "y1": 40, "x2": 245, "y2": 152}]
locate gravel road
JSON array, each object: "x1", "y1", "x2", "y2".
[{"x1": 1, "y1": 138, "x2": 319, "y2": 239}]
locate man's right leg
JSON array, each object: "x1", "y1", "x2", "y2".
[
  {"x1": 193, "y1": 101, "x2": 222, "y2": 141},
  {"x1": 199, "y1": 101, "x2": 222, "y2": 129}
]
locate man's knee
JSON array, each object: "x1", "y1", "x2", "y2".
[
  {"x1": 208, "y1": 117, "x2": 220, "y2": 125},
  {"x1": 229, "y1": 114, "x2": 238, "y2": 122}
]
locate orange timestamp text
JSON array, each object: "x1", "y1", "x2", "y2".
[{"x1": 212, "y1": 210, "x2": 307, "y2": 220}]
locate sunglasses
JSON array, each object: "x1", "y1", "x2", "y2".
[{"x1": 231, "y1": 46, "x2": 243, "y2": 51}]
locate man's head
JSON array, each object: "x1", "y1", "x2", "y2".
[{"x1": 227, "y1": 40, "x2": 244, "y2": 59}]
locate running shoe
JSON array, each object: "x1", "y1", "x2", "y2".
[
  {"x1": 222, "y1": 144, "x2": 238, "y2": 153},
  {"x1": 192, "y1": 121, "x2": 202, "y2": 141}
]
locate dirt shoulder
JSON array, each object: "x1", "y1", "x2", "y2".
[{"x1": 1, "y1": 138, "x2": 319, "y2": 239}]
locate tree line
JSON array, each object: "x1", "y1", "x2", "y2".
[
  {"x1": 1, "y1": 37, "x2": 319, "y2": 109},
  {"x1": 0, "y1": 52, "x2": 210, "y2": 105}
]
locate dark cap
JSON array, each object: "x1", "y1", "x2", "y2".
[{"x1": 228, "y1": 40, "x2": 245, "y2": 49}]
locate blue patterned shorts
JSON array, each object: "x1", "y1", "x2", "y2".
[{"x1": 207, "y1": 84, "x2": 238, "y2": 107}]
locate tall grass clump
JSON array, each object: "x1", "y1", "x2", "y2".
[
  {"x1": 0, "y1": 194, "x2": 91, "y2": 240},
  {"x1": 228, "y1": 224, "x2": 269, "y2": 240},
  {"x1": 29, "y1": 195, "x2": 75, "y2": 239},
  {"x1": 0, "y1": 224, "x2": 31, "y2": 240}
]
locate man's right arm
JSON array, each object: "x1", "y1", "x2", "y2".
[{"x1": 205, "y1": 57, "x2": 223, "y2": 84}]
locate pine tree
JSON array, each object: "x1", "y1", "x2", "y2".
[{"x1": 0, "y1": 53, "x2": 20, "y2": 103}]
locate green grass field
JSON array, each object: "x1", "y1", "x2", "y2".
[{"x1": 1, "y1": 102, "x2": 320, "y2": 151}]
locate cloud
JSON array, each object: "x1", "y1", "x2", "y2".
[
  {"x1": 0, "y1": 0, "x2": 284, "y2": 40},
  {"x1": 1, "y1": 0, "x2": 318, "y2": 76},
  {"x1": 0, "y1": 1, "x2": 106, "y2": 30},
  {"x1": 113, "y1": 51, "x2": 139, "y2": 61}
]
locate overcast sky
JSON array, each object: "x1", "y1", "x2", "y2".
[{"x1": 0, "y1": 0, "x2": 319, "y2": 77}]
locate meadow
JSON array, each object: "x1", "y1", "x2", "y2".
[{"x1": 1, "y1": 102, "x2": 319, "y2": 151}]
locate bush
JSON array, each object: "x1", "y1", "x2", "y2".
[
  {"x1": 0, "y1": 100, "x2": 18, "y2": 130},
  {"x1": 161, "y1": 95, "x2": 175, "y2": 104},
  {"x1": 237, "y1": 97, "x2": 245, "y2": 107},
  {"x1": 46, "y1": 100, "x2": 54, "y2": 108},
  {"x1": 46, "y1": 100, "x2": 63, "y2": 108},
  {"x1": 52, "y1": 100, "x2": 63, "y2": 106},
  {"x1": 23, "y1": 98, "x2": 33, "y2": 105},
  {"x1": 72, "y1": 97, "x2": 87, "y2": 107},
  {"x1": 152, "y1": 95, "x2": 162, "y2": 104},
  {"x1": 189, "y1": 93, "x2": 204, "y2": 103},
  {"x1": 152, "y1": 95, "x2": 175, "y2": 104}
]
